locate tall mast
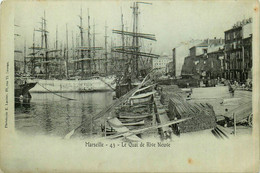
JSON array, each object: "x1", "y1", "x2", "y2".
[
  {"x1": 79, "y1": 8, "x2": 84, "y2": 79},
  {"x1": 41, "y1": 17, "x2": 44, "y2": 49},
  {"x1": 76, "y1": 33, "x2": 79, "y2": 70},
  {"x1": 131, "y1": 2, "x2": 137, "y2": 78},
  {"x1": 65, "y1": 24, "x2": 69, "y2": 78},
  {"x1": 32, "y1": 29, "x2": 35, "y2": 75},
  {"x1": 104, "y1": 22, "x2": 108, "y2": 76},
  {"x1": 43, "y1": 11, "x2": 49, "y2": 79},
  {"x1": 121, "y1": 8, "x2": 125, "y2": 71},
  {"x1": 24, "y1": 40, "x2": 26, "y2": 74},
  {"x1": 87, "y1": 9, "x2": 92, "y2": 76},
  {"x1": 60, "y1": 43, "x2": 63, "y2": 78},
  {"x1": 135, "y1": 2, "x2": 139, "y2": 76},
  {"x1": 56, "y1": 26, "x2": 59, "y2": 77},
  {"x1": 92, "y1": 19, "x2": 96, "y2": 73},
  {"x1": 72, "y1": 31, "x2": 75, "y2": 74},
  {"x1": 110, "y1": 37, "x2": 115, "y2": 73},
  {"x1": 56, "y1": 26, "x2": 58, "y2": 50}
]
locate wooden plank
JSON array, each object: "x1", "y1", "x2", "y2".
[
  {"x1": 119, "y1": 114, "x2": 152, "y2": 119},
  {"x1": 122, "y1": 120, "x2": 145, "y2": 126},
  {"x1": 130, "y1": 91, "x2": 156, "y2": 99},
  {"x1": 131, "y1": 84, "x2": 156, "y2": 96},
  {"x1": 108, "y1": 117, "x2": 141, "y2": 141}
]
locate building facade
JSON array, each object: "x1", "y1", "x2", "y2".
[
  {"x1": 172, "y1": 39, "x2": 204, "y2": 77},
  {"x1": 181, "y1": 38, "x2": 224, "y2": 77},
  {"x1": 224, "y1": 18, "x2": 252, "y2": 82},
  {"x1": 152, "y1": 54, "x2": 172, "y2": 73}
]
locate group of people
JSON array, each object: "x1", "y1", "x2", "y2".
[{"x1": 162, "y1": 117, "x2": 181, "y2": 141}]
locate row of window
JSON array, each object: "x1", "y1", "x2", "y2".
[
  {"x1": 154, "y1": 63, "x2": 167, "y2": 66},
  {"x1": 225, "y1": 30, "x2": 242, "y2": 40}
]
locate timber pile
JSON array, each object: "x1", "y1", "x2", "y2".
[
  {"x1": 223, "y1": 102, "x2": 252, "y2": 123},
  {"x1": 159, "y1": 85, "x2": 182, "y2": 105},
  {"x1": 168, "y1": 93, "x2": 216, "y2": 133}
]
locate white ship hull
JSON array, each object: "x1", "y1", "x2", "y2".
[{"x1": 28, "y1": 77, "x2": 116, "y2": 93}]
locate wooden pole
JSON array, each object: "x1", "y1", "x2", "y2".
[
  {"x1": 121, "y1": 8, "x2": 125, "y2": 71},
  {"x1": 90, "y1": 115, "x2": 93, "y2": 137},
  {"x1": 72, "y1": 31, "x2": 75, "y2": 75},
  {"x1": 87, "y1": 9, "x2": 92, "y2": 76},
  {"x1": 92, "y1": 19, "x2": 96, "y2": 73},
  {"x1": 80, "y1": 8, "x2": 84, "y2": 79},
  {"x1": 105, "y1": 22, "x2": 108, "y2": 76},
  {"x1": 60, "y1": 43, "x2": 62, "y2": 78},
  {"x1": 44, "y1": 11, "x2": 48, "y2": 79},
  {"x1": 32, "y1": 29, "x2": 35, "y2": 75},
  {"x1": 104, "y1": 118, "x2": 106, "y2": 137},
  {"x1": 24, "y1": 40, "x2": 26, "y2": 74},
  {"x1": 66, "y1": 24, "x2": 69, "y2": 79}
]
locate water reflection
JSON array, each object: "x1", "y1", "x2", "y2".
[
  {"x1": 65, "y1": 103, "x2": 71, "y2": 131},
  {"x1": 15, "y1": 92, "x2": 114, "y2": 137}
]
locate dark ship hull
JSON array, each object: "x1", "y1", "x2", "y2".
[
  {"x1": 115, "y1": 83, "x2": 138, "y2": 98},
  {"x1": 15, "y1": 82, "x2": 37, "y2": 106}
]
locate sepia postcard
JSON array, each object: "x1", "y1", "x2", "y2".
[{"x1": 0, "y1": 0, "x2": 259, "y2": 172}]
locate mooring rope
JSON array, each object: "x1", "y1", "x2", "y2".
[
  {"x1": 99, "y1": 77, "x2": 116, "y2": 91},
  {"x1": 36, "y1": 82, "x2": 76, "y2": 100}
]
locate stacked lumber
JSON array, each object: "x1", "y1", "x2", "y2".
[
  {"x1": 223, "y1": 102, "x2": 252, "y2": 123},
  {"x1": 159, "y1": 85, "x2": 182, "y2": 105},
  {"x1": 168, "y1": 93, "x2": 216, "y2": 133}
]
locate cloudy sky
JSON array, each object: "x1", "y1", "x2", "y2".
[{"x1": 14, "y1": 0, "x2": 256, "y2": 56}]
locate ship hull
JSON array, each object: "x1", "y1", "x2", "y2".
[
  {"x1": 28, "y1": 77, "x2": 116, "y2": 93},
  {"x1": 15, "y1": 82, "x2": 37, "y2": 105},
  {"x1": 115, "y1": 83, "x2": 139, "y2": 98}
]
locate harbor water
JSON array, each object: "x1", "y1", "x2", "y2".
[{"x1": 15, "y1": 92, "x2": 114, "y2": 137}]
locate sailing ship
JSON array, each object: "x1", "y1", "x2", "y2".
[
  {"x1": 112, "y1": 2, "x2": 159, "y2": 98},
  {"x1": 14, "y1": 24, "x2": 37, "y2": 105},
  {"x1": 26, "y1": 11, "x2": 116, "y2": 93}
]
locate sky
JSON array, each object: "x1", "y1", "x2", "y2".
[{"x1": 14, "y1": 0, "x2": 256, "y2": 57}]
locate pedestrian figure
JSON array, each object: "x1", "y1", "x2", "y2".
[
  {"x1": 19, "y1": 95, "x2": 24, "y2": 104},
  {"x1": 101, "y1": 124, "x2": 105, "y2": 132},
  {"x1": 167, "y1": 129, "x2": 173, "y2": 141},
  {"x1": 176, "y1": 126, "x2": 180, "y2": 137},
  {"x1": 230, "y1": 88, "x2": 234, "y2": 97},
  {"x1": 163, "y1": 131, "x2": 168, "y2": 141}
]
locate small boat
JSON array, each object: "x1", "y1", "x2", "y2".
[
  {"x1": 119, "y1": 118, "x2": 145, "y2": 123},
  {"x1": 129, "y1": 91, "x2": 156, "y2": 105},
  {"x1": 119, "y1": 114, "x2": 152, "y2": 119},
  {"x1": 122, "y1": 120, "x2": 145, "y2": 126},
  {"x1": 131, "y1": 84, "x2": 155, "y2": 96},
  {"x1": 130, "y1": 91, "x2": 156, "y2": 99}
]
